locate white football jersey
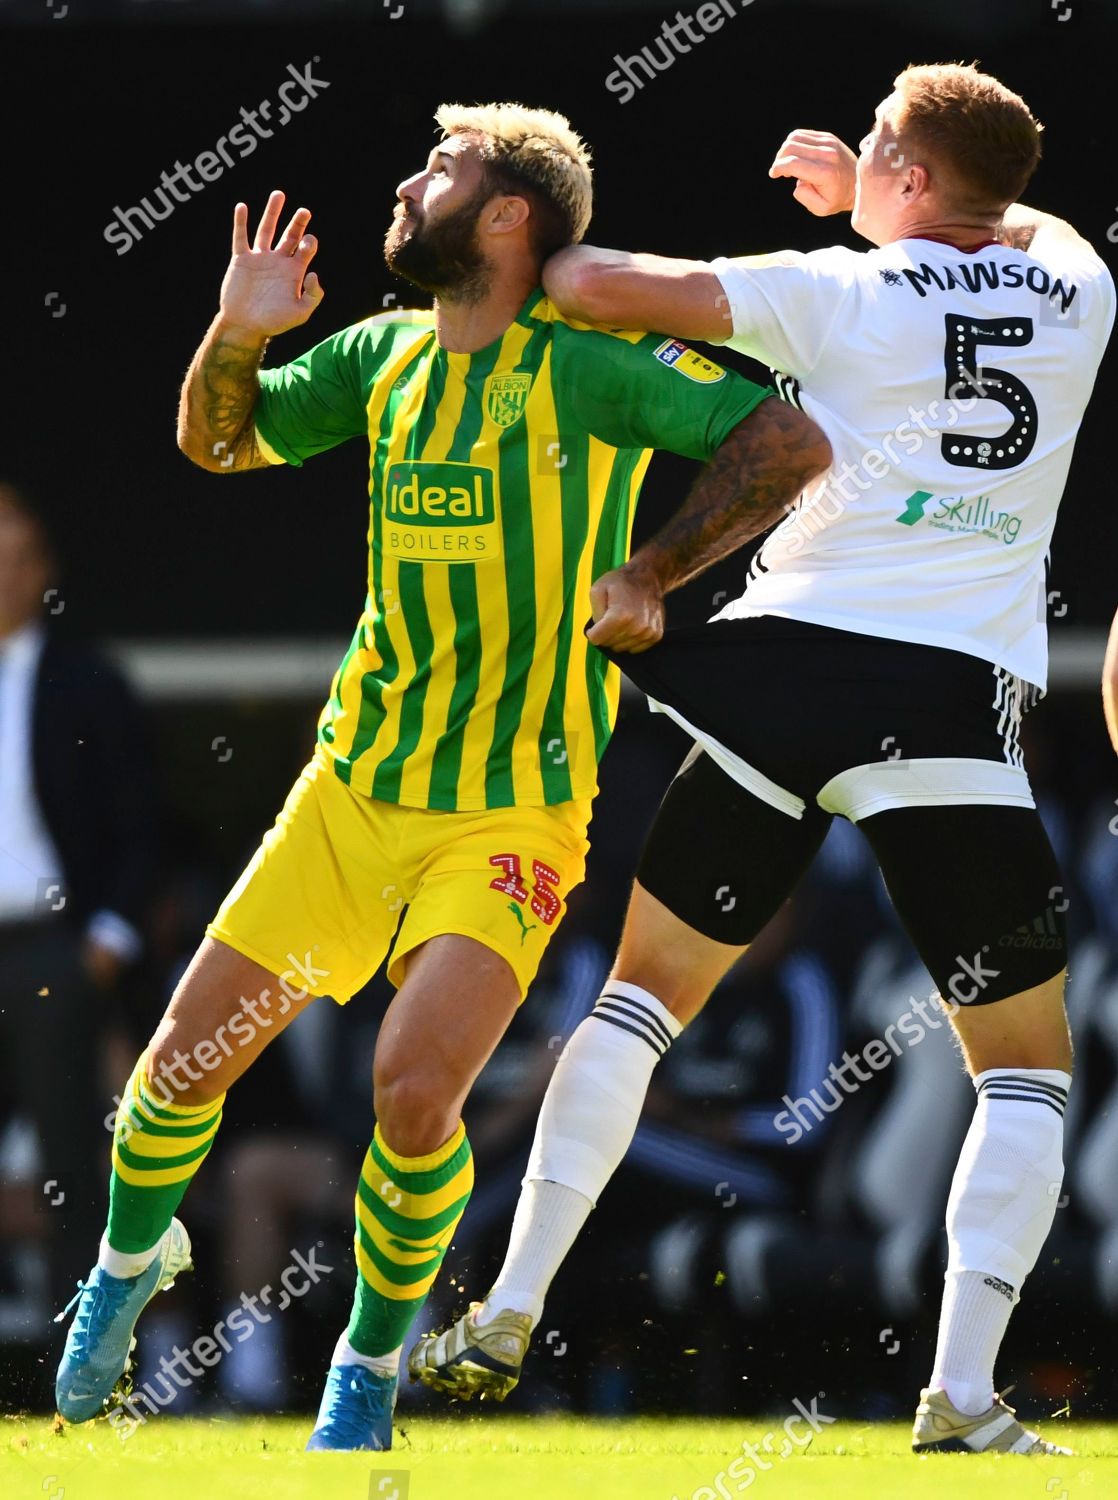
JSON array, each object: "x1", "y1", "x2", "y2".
[{"x1": 710, "y1": 236, "x2": 1115, "y2": 688}]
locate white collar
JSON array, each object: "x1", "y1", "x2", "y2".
[{"x1": 0, "y1": 620, "x2": 46, "y2": 666}]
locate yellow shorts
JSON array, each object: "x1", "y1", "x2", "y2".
[{"x1": 207, "y1": 748, "x2": 591, "y2": 1003}]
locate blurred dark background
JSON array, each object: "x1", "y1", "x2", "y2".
[{"x1": 2, "y1": 0, "x2": 1117, "y2": 1425}]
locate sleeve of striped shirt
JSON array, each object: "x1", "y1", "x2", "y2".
[
  {"x1": 254, "y1": 318, "x2": 383, "y2": 467},
  {"x1": 561, "y1": 327, "x2": 773, "y2": 460}
]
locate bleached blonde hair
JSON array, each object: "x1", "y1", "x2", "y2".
[{"x1": 434, "y1": 101, "x2": 593, "y2": 253}]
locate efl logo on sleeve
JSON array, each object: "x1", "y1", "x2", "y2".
[{"x1": 653, "y1": 339, "x2": 726, "y2": 383}]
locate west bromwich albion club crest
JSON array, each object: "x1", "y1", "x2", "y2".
[{"x1": 485, "y1": 372, "x2": 533, "y2": 428}]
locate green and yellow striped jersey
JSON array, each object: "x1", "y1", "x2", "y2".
[{"x1": 254, "y1": 289, "x2": 770, "y2": 811}]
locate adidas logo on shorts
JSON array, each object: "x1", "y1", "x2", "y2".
[{"x1": 998, "y1": 906, "x2": 1063, "y2": 951}]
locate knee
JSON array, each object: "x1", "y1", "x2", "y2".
[
  {"x1": 144, "y1": 1041, "x2": 226, "y2": 1108},
  {"x1": 373, "y1": 1058, "x2": 458, "y2": 1157},
  {"x1": 950, "y1": 971, "x2": 1073, "y2": 1077},
  {"x1": 611, "y1": 958, "x2": 715, "y2": 1028}
]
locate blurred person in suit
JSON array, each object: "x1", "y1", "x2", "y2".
[{"x1": 0, "y1": 481, "x2": 157, "y2": 1328}]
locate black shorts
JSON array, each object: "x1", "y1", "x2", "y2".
[
  {"x1": 610, "y1": 618, "x2": 1066, "y2": 1006},
  {"x1": 610, "y1": 616, "x2": 1038, "y2": 824}
]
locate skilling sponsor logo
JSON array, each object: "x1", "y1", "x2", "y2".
[{"x1": 894, "y1": 490, "x2": 1022, "y2": 545}]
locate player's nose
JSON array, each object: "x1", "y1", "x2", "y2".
[{"x1": 396, "y1": 171, "x2": 425, "y2": 206}]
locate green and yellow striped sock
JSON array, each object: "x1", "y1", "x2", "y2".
[
  {"x1": 106, "y1": 1052, "x2": 225, "y2": 1255},
  {"x1": 346, "y1": 1121, "x2": 474, "y2": 1358}
]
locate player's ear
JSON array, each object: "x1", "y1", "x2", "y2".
[
  {"x1": 486, "y1": 194, "x2": 532, "y2": 238},
  {"x1": 903, "y1": 162, "x2": 931, "y2": 201}
]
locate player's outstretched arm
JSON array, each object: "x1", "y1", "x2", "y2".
[
  {"x1": 178, "y1": 191, "x2": 325, "y2": 473},
  {"x1": 544, "y1": 245, "x2": 732, "y2": 343},
  {"x1": 1104, "y1": 605, "x2": 1118, "y2": 756},
  {"x1": 587, "y1": 401, "x2": 831, "y2": 652},
  {"x1": 545, "y1": 130, "x2": 856, "y2": 339}
]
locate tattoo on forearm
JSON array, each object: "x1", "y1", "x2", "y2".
[
  {"x1": 180, "y1": 328, "x2": 269, "y2": 471},
  {"x1": 636, "y1": 401, "x2": 831, "y2": 591}
]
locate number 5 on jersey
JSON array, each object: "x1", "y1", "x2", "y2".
[{"x1": 943, "y1": 312, "x2": 1037, "y2": 470}]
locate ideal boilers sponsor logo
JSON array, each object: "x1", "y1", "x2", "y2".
[
  {"x1": 382, "y1": 461, "x2": 501, "y2": 563},
  {"x1": 894, "y1": 489, "x2": 1021, "y2": 545}
]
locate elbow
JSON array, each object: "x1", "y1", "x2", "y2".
[
  {"x1": 804, "y1": 419, "x2": 833, "y2": 484},
  {"x1": 176, "y1": 421, "x2": 211, "y2": 471},
  {"x1": 726, "y1": 400, "x2": 833, "y2": 518},
  {"x1": 177, "y1": 428, "x2": 234, "y2": 473},
  {"x1": 177, "y1": 441, "x2": 205, "y2": 471},
  {"x1": 778, "y1": 405, "x2": 833, "y2": 488},
  {"x1": 545, "y1": 249, "x2": 616, "y2": 323},
  {"x1": 180, "y1": 446, "x2": 219, "y2": 474},
  {"x1": 568, "y1": 262, "x2": 617, "y2": 325}
]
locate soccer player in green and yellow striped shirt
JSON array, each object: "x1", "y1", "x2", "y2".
[{"x1": 55, "y1": 103, "x2": 829, "y2": 1449}]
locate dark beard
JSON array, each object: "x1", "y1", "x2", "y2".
[{"x1": 384, "y1": 186, "x2": 492, "y2": 303}]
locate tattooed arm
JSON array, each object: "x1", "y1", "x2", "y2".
[
  {"x1": 178, "y1": 189, "x2": 324, "y2": 472},
  {"x1": 587, "y1": 400, "x2": 831, "y2": 652},
  {"x1": 630, "y1": 401, "x2": 830, "y2": 589},
  {"x1": 177, "y1": 317, "x2": 272, "y2": 472}
]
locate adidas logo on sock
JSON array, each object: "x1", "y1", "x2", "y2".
[{"x1": 982, "y1": 1275, "x2": 1016, "y2": 1302}]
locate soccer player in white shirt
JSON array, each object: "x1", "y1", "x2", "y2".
[{"x1": 409, "y1": 64, "x2": 1113, "y2": 1455}]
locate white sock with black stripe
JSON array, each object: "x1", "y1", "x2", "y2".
[
  {"x1": 929, "y1": 1067, "x2": 1070, "y2": 1416},
  {"x1": 477, "y1": 981, "x2": 681, "y2": 1329}
]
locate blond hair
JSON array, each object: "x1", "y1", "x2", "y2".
[
  {"x1": 434, "y1": 101, "x2": 593, "y2": 254},
  {"x1": 893, "y1": 63, "x2": 1043, "y2": 212}
]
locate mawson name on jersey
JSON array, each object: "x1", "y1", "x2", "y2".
[{"x1": 890, "y1": 259, "x2": 1078, "y2": 315}]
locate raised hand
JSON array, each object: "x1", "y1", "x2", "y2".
[
  {"x1": 219, "y1": 190, "x2": 325, "y2": 338},
  {"x1": 178, "y1": 190, "x2": 325, "y2": 471},
  {"x1": 769, "y1": 130, "x2": 857, "y2": 217}
]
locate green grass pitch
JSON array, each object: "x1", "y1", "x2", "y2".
[{"x1": 4, "y1": 1414, "x2": 1116, "y2": 1500}]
